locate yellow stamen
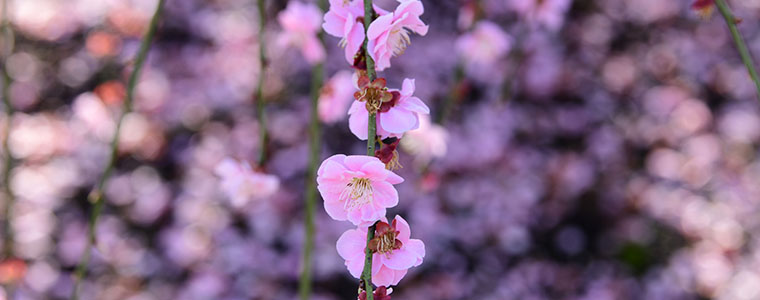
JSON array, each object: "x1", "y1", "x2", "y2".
[
  {"x1": 340, "y1": 177, "x2": 373, "y2": 211},
  {"x1": 376, "y1": 231, "x2": 397, "y2": 254},
  {"x1": 389, "y1": 28, "x2": 411, "y2": 56},
  {"x1": 385, "y1": 150, "x2": 402, "y2": 170}
]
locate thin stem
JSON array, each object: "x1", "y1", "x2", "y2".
[
  {"x1": 361, "y1": 0, "x2": 378, "y2": 298},
  {"x1": 363, "y1": 0, "x2": 377, "y2": 155},
  {"x1": 714, "y1": 0, "x2": 760, "y2": 100},
  {"x1": 299, "y1": 62, "x2": 322, "y2": 300},
  {"x1": 299, "y1": 1, "x2": 326, "y2": 299},
  {"x1": 70, "y1": 0, "x2": 165, "y2": 299},
  {"x1": 256, "y1": 0, "x2": 268, "y2": 166},
  {"x1": 1, "y1": 0, "x2": 15, "y2": 260}
]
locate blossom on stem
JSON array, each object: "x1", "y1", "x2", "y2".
[
  {"x1": 323, "y1": 0, "x2": 389, "y2": 65},
  {"x1": 277, "y1": 1, "x2": 326, "y2": 64},
  {"x1": 456, "y1": 21, "x2": 512, "y2": 68},
  {"x1": 214, "y1": 157, "x2": 279, "y2": 208},
  {"x1": 510, "y1": 0, "x2": 572, "y2": 31},
  {"x1": 348, "y1": 78, "x2": 430, "y2": 140},
  {"x1": 366, "y1": 0, "x2": 428, "y2": 71},
  {"x1": 319, "y1": 70, "x2": 356, "y2": 123},
  {"x1": 337, "y1": 215, "x2": 425, "y2": 287},
  {"x1": 317, "y1": 154, "x2": 403, "y2": 226}
]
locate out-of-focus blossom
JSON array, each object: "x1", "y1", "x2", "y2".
[
  {"x1": 319, "y1": 70, "x2": 356, "y2": 123},
  {"x1": 455, "y1": 21, "x2": 511, "y2": 73},
  {"x1": 400, "y1": 115, "x2": 448, "y2": 166},
  {"x1": 277, "y1": 1, "x2": 326, "y2": 65},
  {"x1": 692, "y1": 0, "x2": 715, "y2": 18},
  {"x1": 510, "y1": 0, "x2": 572, "y2": 31},
  {"x1": 337, "y1": 216, "x2": 425, "y2": 287},
  {"x1": 367, "y1": 0, "x2": 428, "y2": 71},
  {"x1": 349, "y1": 78, "x2": 430, "y2": 140},
  {"x1": 323, "y1": 0, "x2": 388, "y2": 65},
  {"x1": 214, "y1": 157, "x2": 279, "y2": 208},
  {"x1": 316, "y1": 155, "x2": 403, "y2": 226}
]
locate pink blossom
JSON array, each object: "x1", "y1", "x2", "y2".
[
  {"x1": 323, "y1": 0, "x2": 388, "y2": 65},
  {"x1": 455, "y1": 21, "x2": 511, "y2": 67},
  {"x1": 510, "y1": 0, "x2": 572, "y2": 31},
  {"x1": 400, "y1": 114, "x2": 448, "y2": 166},
  {"x1": 277, "y1": 1, "x2": 326, "y2": 64},
  {"x1": 337, "y1": 216, "x2": 425, "y2": 287},
  {"x1": 317, "y1": 154, "x2": 403, "y2": 226},
  {"x1": 366, "y1": 0, "x2": 428, "y2": 71},
  {"x1": 214, "y1": 158, "x2": 279, "y2": 208},
  {"x1": 348, "y1": 78, "x2": 430, "y2": 140},
  {"x1": 319, "y1": 70, "x2": 356, "y2": 123}
]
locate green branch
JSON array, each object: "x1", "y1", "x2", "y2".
[
  {"x1": 256, "y1": 0, "x2": 269, "y2": 166},
  {"x1": 1, "y1": 0, "x2": 15, "y2": 260},
  {"x1": 361, "y1": 0, "x2": 378, "y2": 299},
  {"x1": 71, "y1": 0, "x2": 165, "y2": 299},
  {"x1": 299, "y1": 1, "x2": 327, "y2": 299},
  {"x1": 714, "y1": 0, "x2": 760, "y2": 99}
]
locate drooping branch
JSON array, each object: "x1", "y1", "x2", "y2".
[
  {"x1": 256, "y1": 0, "x2": 269, "y2": 166},
  {"x1": 71, "y1": 0, "x2": 165, "y2": 299},
  {"x1": 714, "y1": 0, "x2": 760, "y2": 100},
  {"x1": 1, "y1": 0, "x2": 15, "y2": 260},
  {"x1": 299, "y1": 0, "x2": 327, "y2": 298}
]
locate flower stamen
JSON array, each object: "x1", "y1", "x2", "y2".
[{"x1": 341, "y1": 177, "x2": 373, "y2": 211}]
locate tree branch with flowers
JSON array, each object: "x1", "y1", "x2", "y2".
[{"x1": 318, "y1": 0, "x2": 428, "y2": 298}]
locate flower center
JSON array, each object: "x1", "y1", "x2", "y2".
[
  {"x1": 375, "y1": 230, "x2": 398, "y2": 254},
  {"x1": 389, "y1": 27, "x2": 411, "y2": 56},
  {"x1": 341, "y1": 177, "x2": 373, "y2": 211},
  {"x1": 369, "y1": 221, "x2": 403, "y2": 258}
]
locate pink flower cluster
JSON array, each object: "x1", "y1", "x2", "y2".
[
  {"x1": 323, "y1": 0, "x2": 427, "y2": 71},
  {"x1": 318, "y1": 0, "x2": 429, "y2": 293}
]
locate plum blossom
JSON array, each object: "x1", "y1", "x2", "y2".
[
  {"x1": 337, "y1": 216, "x2": 425, "y2": 287},
  {"x1": 348, "y1": 78, "x2": 430, "y2": 140},
  {"x1": 277, "y1": 1, "x2": 326, "y2": 64},
  {"x1": 319, "y1": 70, "x2": 356, "y2": 123},
  {"x1": 317, "y1": 154, "x2": 403, "y2": 226},
  {"x1": 455, "y1": 21, "x2": 512, "y2": 67},
  {"x1": 214, "y1": 158, "x2": 279, "y2": 208},
  {"x1": 400, "y1": 115, "x2": 448, "y2": 166},
  {"x1": 510, "y1": 0, "x2": 572, "y2": 31},
  {"x1": 323, "y1": 0, "x2": 388, "y2": 65},
  {"x1": 366, "y1": 0, "x2": 428, "y2": 71}
]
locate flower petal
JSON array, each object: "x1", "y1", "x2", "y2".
[
  {"x1": 367, "y1": 13, "x2": 394, "y2": 40},
  {"x1": 394, "y1": 215, "x2": 411, "y2": 242},
  {"x1": 399, "y1": 96, "x2": 429, "y2": 114},
  {"x1": 379, "y1": 108, "x2": 418, "y2": 133},
  {"x1": 382, "y1": 247, "x2": 418, "y2": 270},
  {"x1": 404, "y1": 238, "x2": 426, "y2": 266},
  {"x1": 348, "y1": 101, "x2": 370, "y2": 140},
  {"x1": 372, "y1": 181, "x2": 399, "y2": 208},
  {"x1": 337, "y1": 228, "x2": 368, "y2": 260},
  {"x1": 345, "y1": 155, "x2": 381, "y2": 171},
  {"x1": 323, "y1": 199, "x2": 348, "y2": 221}
]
